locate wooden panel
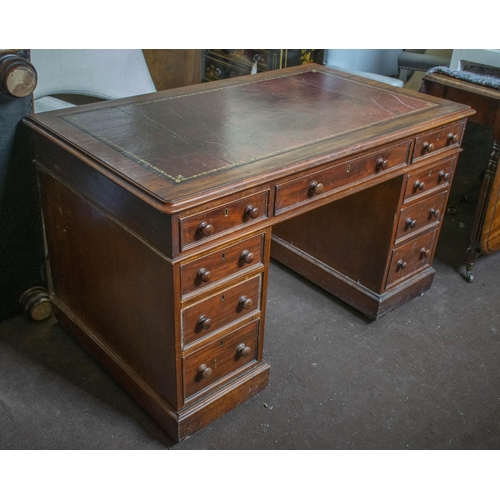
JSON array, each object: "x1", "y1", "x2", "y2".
[
  {"x1": 183, "y1": 320, "x2": 259, "y2": 400},
  {"x1": 180, "y1": 233, "x2": 265, "y2": 297},
  {"x1": 387, "y1": 231, "x2": 436, "y2": 288},
  {"x1": 404, "y1": 156, "x2": 456, "y2": 202},
  {"x1": 274, "y1": 141, "x2": 410, "y2": 215},
  {"x1": 38, "y1": 171, "x2": 179, "y2": 408},
  {"x1": 273, "y1": 176, "x2": 404, "y2": 294},
  {"x1": 182, "y1": 275, "x2": 261, "y2": 347},
  {"x1": 396, "y1": 191, "x2": 447, "y2": 242},
  {"x1": 179, "y1": 190, "x2": 269, "y2": 251},
  {"x1": 412, "y1": 122, "x2": 464, "y2": 161}
]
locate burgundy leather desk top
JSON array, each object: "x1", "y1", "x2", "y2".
[{"x1": 27, "y1": 64, "x2": 470, "y2": 210}]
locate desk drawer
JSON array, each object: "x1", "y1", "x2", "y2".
[
  {"x1": 412, "y1": 122, "x2": 464, "y2": 162},
  {"x1": 180, "y1": 191, "x2": 268, "y2": 251},
  {"x1": 182, "y1": 274, "x2": 261, "y2": 347},
  {"x1": 180, "y1": 233, "x2": 265, "y2": 297},
  {"x1": 396, "y1": 191, "x2": 447, "y2": 242},
  {"x1": 275, "y1": 141, "x2": 410, "y2": 214},
  {"x1": 404, "y1": 156, "x2": 455, "y2": 202},
  {"x1": 387, "y1": 231, "x2": 436, "y2": 288},
  {"x1": 183, "y1": 320, "x2": 259, "y2": 400}
]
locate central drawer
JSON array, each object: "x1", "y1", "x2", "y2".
[
  {"x1": 182, "y1": 274, "x2": 261, "y2": 347},
  {"x1": 274, "y1": 141, "x2": 410, "y2": 215}
]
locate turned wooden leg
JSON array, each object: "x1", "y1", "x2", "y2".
[{"x1": 465, "y1": 139, "x2": 500, "y2": 282}]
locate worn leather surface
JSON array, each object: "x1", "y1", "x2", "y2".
[{"x1": 62, "y1": 70, "x2": 432, "y2": 186}]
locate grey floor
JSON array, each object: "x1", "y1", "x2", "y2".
[{"x1": 1, "y1": 123, "x2": 499, "y2": 450}]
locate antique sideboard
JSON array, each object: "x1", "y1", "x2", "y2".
[{"x1": 23, "y1": 64, "x2": 473, "y2": 441}]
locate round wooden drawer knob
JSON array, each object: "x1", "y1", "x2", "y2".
[
  {"x1": 0, "y1": 54, "x2": 38, "y2": 98},
  {"x1": 447, "y1": 133, "x2": 459, "y2": 144},
  {"x1": 376, "y1": 157, "x2": 388, "y2": 170},
  {"x1": 238, "y1": 296, "x2": 253, "y2": 309},
  {"x1": 397, "y1": 260, "x2": 407, "y2": 270},
  {"x1": 237, "y1": 343, "x2": 251, "y2": 357},
  {"x1": 197, "y1": 268, "x2": 211, "y2": 282},
  {"x1": 429, "y1": 208, "x2": 440, "y2": 219},
  {"x1": 438, "y1": 170, "x2": 450, "y2": 182},
  {"x1": 244, "y1": 205, "x2": 260, "y2": 219},
  {"x1": 420, "y1": 247, "x2": 431, "y2": 258},
  {"x1": 197, "y1": 315, "x2": 212, "y2": 330},
  {"x1": 240, "y1": 250, "x2": 254, "y2": 264},
  {"x1": 422, "y1": 141, "x2": 435, "y2": 154},
  {"x1": 406, "y1": 217, "x2": 417, "y2": 229},
  {"x1": 197, "y1": 221, "x2": 214, "y2": 237},
  {"x1": 198, "y1": 364, "x2": 212, "y2": 378},
  {"x1": 414, "y1": 180, "x2": 425, "y2": 191},
  {"x1": 309, "y1": 181, "x2": 324, "y2": 195}
]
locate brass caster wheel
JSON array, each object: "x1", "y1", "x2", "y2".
[{"x1": 19, "y1": 286, "x2": 52, "y2": 321}]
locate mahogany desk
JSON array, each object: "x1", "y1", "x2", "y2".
[
  {"x1": 23, "y1": 65, "x2": 473, "y2": 441},
  {"x1": 420, "y1": 72, "x2": 500, "y2": 282}
]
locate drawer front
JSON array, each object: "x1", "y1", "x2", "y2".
[
  {"x1": 180, "y1": 233, "x2": 265, "y2": 297},
  {"x1": 183, "y1": 320, "x2": 259, "y2": 399},
  {"x1": 396, "y1": 191, "x2": 447, "y2": 241},
  {"x1": 404, "y1": 156, "x2": 455, "y2": 202},
  {"x1": 275, "y1": 141, "x2": 410, "y2": 214},
  {"x1": 182, "y1": 274, "x2": 261, "y2": 347},
  {"x1": 412, "y1": 122, "x2": 464, "y2": 162},
  {"x1": 180, "y1": 191, "x2": 268, "y2": 251},
  {"x1": 387, "y1": 231, "x2": 436, "y2": 288}
]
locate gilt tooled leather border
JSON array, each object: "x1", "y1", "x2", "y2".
[{"x1": 62, "y1": 69, "x2": 437, "y2": 185}]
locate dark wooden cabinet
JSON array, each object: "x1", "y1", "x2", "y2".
[
  {"x1": 23, "y1": 65, "x2": 472, "y2": 441},
  {"x1": 202, "y1": 49, "x2": 325, "y2": 82}
]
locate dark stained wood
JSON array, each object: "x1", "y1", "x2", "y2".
[
  {"x1": 420, "y1": 72, "x2": 500, "y2": 282},
  {"x1": 24, "y1": 65, "x2": 474, "y2": 441}
]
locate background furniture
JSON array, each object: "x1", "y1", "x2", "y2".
[
  {"x1": 24, "y1": 64, "x2": 472, "y2": 441},
  {"x1": 202, "y1": 49, "x2": 325, "y2": 82},
  {"x1": 0, "y1": 49, "x2": 47, "y2": 322},
  {"x1": 420, "y1": 69, "x2": 500, "y2": 282}
]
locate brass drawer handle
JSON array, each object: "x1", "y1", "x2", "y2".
[
  {"x1": 196, "y1": 268, "x2": 211, "y2": 282},
  {"x1": 197, "y1": 315, "x2": 212, "y2": 330},
  {"x1": 376, "y1": 157, "x2": 388, "y2": 170},
  {"x1": 406, "y1": 217, "x2": 417, "y2": 229},
  {"x1": 236, "y1": 343, "x2": 251, "y2": 357},
  {"x1": 197, "y1": 221, "x2": 214, "y2": 237},
  {"x1": 447, "y1": 132, "x2": 459, "y2": 144},
  {"x1": 198, "y1": 364, "x2": 212, "y2": 378},
  {"x1": 422, "y1": 141, "x2": 435, "y2": 154},
  {"x1": 238, "y1": 296, "x2": 253, "y2": 309},
  {"x1": 309, "y1": 181, "x2": 324, "y2": 195},
  {"x1": 240, "y1": 250, "x2": 255, "y2": 264},
  {"x1": 244, "y1": 205, "x2": 260, "y2": 219}
]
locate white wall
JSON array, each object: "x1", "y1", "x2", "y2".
[{"x1": 326, "y1": 49, "x2": 403, "y2": 76}]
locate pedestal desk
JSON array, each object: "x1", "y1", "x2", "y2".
[{"x1": 23, "y1": 65, "x2": 473, "y2": 441}]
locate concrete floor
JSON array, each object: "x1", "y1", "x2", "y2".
[{"x1": 1, "y1": 123, "x2": 499, "y2": 450}]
